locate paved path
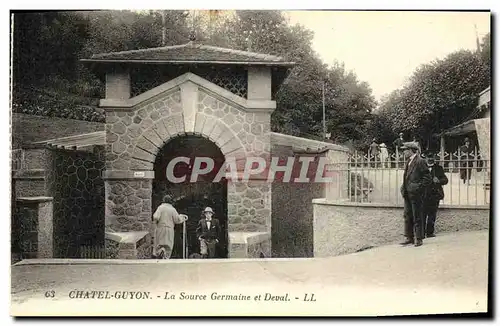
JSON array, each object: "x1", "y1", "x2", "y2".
[{"x1": 10, "y1": 231, "x2": 489, "y2": 316}]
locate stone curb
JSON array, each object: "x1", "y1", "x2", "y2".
[{"x1": 12, "y1": 257, "x2": 316, "y2": 266}]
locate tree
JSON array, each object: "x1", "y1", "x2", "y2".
[
  {"x1": 375, "y1": 48, "x2": 490, "y2": 149},
  {"x1": 11, "y1": 10, "x2": 192, "y2": 122},
  {"x1": 198, "y1": 10, "x2": 377, "y2": 143},
  {"x1": 480, "y1": 32, "x2": 490, "y2": 68},
  {"x1": 12, "y1": 9, "x2": 378, "y2": 138}
]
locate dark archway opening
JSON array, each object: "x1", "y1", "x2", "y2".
[{"x1": 152, "y1": 135, "x2": 228, "y2": 258}]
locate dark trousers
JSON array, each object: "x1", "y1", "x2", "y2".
[
  {"x1": 423, "y1": 199, "x2": 440, "y2": 236},
  {"x1": 200, "y1": 238, "x2": 217, "y2": 258},
  {"x1": 403, "y1": 195, "x2": 424, "y2": 241}
]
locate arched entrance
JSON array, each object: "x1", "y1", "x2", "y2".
[{"x1": 152, "y1": 135, "x2": 228, "y2": 258}]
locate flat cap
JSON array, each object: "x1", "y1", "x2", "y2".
[{"x1": 401, "y1": 142, "x2": 419, "y2": 150}]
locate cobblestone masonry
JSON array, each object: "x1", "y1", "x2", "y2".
[
  {"x1": 105, "y1": 238, "x2": 119, "y2": 259},
  {"x1": 104, "y1": 81, "x2": 272, "y2": 237},
  {"x1": 105, "y1": 180, "x2": 152, "y2": 232},
  {"x1": 105, "y1": 89, "x2": 270, "y2": 171},
  {"x1": 47, "y1": 147, "x2": 105, "y2": 258},
  {"x1": 228, "y1": 180, "x2": 271, "y2": 232},
  {"x1": 196, "y1": 90, "x2": 270, "y2": 158},
  {"x1": 106, "y1": 91, "x2": 183, "y2": 171}
]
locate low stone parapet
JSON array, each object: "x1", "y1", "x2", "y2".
[
  {"x1": 312, "y1": 198, "x2": 490, "y2": 257},
  {"x1": 105, "y1": 231, "x2": 151, "y2": 259},
  {"x1": 15, "y1": 196, "x2": 54, "y2": 259},
  {"x1": 229, "y1": 232, "x2": 271, "y2": 258}
]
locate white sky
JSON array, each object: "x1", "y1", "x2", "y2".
[{"x1": 285, "y1": 11, "x2": 491, "y2": 102}]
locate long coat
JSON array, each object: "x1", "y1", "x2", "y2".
[
  {"x1": 196, "y1": 218, "x2": 221, "y2": 241},
  {"x1": 153, "y1": 203, "x2": 184, "y2": 250},
  {"x1": 425, "y1": 164, "x2": 448, "y2": 201},
  {"x1": 400, "y1": 155, "x2": 432, "y2": 199}
]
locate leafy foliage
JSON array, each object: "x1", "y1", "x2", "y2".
[
  {"x1": 197, "y1": 11, "x2": 377, "y2": 142},
  {"x1": 374, "y1": 33, "x2": 491, "y2": 150},
  {"x1": 12, "y1": 10, "x2": 191, "y2": 122},
  {"x1": 12, "y1": 10, "x2": 377, "y2": 143}
]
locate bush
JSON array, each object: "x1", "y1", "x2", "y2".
[{"x1": 12, "y1": 87, "x2": 105, "y2": 122}]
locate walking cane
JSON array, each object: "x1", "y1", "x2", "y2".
[{"x1": 182, "y1": 219, "x2": 186, "y2": 259}]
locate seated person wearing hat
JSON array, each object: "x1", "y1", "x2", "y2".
[
  {"x1": 196, "y1": 207, "x2": 221, "y2": 258},
  {"x1": 400, "y1": 142, "x2": 432, "y2": 247},
  {"x1": 422, "y1": 151, "x2": 448, "y2": 238}
]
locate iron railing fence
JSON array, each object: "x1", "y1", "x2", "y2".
[
  {"x1": 79, "y1": 245, "x2": 106, "y2": 259},
  {"x1": 339, "y1": 149, "x2": 490, "y2": 207}
]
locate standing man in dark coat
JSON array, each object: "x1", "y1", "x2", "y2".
[
  {"x1": 459, "y1": 137, "x2": 475, "y2": 184},
  {"x1": 196, "y1": 207, "x2": 221, "y2": 258},
  {"x1": 422, "y1": 152, "x2": 448, "y2": 238},
  {"x1": 369, "y1": 139, "x2": 380, "y2": 167},
  {"x1": 393, "y1": 133, "x2": 406, "y2": 167},
  {"x1": 393, "y1": 133, "x2": 405, "y2": 149},
  {"x1": 400, "y1": 142, "x2": 432, "y2": 247}
]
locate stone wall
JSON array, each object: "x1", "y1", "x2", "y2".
[
  {"x1": 228, "y1": 180, "x2": 271, "y2": 232},
  {"x1": 197, "y1": 90, "x2": 270, "y2": 157},
  {"x1": 14, "y1": 197, "x2": 55, "y2": 259},
  {"x1": 48, "y1": 147, "x2": 105, "y2": 258},
  {"x1": 105, "y1": 238, "x2": 120, "y2": 259},
  {"x1": 313, "y1": 200, "x2": 490, "y2": 257},
  {"x1": 228, "y1": 232, "x2": 270, "y2": 258},
  {"x1": 105, "y1": 90, "x2": 183, "y2": 171},
  {"x1": 271, "y1": 144, "x2": 326, "y2": 258},
  {"x1": 16, "y1": 203, "x2": 39, "y2": 259},
  {"x1": 103, "y1": 74, "x2": 274, "y2": 244},
  {"x1": 105, "y1": 180, "x2": 152, "y2": 232},
  {"x1": 247, "y1": 239, "x2": 271, "y2": 258},
  {"x1": 136, "y1": 234, "x2": 153, "y2": 259}
]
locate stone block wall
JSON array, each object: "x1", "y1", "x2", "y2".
[
  {"x1": 105, "y1": 90, "x2": 183, "y2": 171},
  {"x1": 105, "y1": 180, "x2": 152, "y2": 232},
  {"x1": 103, "y1": 74, "x2": 275, "y2": 259},
  {"x1": 14, "y1": 148, "x2": 50, "y2": 198},
  {"x1": 228, "y1": 180, "x2": 271, "y2": 232},
  {"x1": 197, "y1": 90, "x2": 271, "y2": 158},
  {"x1": 104, "y1": 231, "x2": 150, "y2": 259}
]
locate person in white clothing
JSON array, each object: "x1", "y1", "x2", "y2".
[
  {"x1": 379, "y1": 143, "x2": 389, "y2": 168},
  {"x1": 152, "y1": 194, "x2": 188, "y2": 259}
]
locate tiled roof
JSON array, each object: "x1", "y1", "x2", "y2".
[
  {"x1": 33, "y1": 131, "x2": 106, "y2": 151},
  {"x1": 81, "y1": 42, "x2": 295, "y2": 66}
]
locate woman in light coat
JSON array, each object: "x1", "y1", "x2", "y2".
[
  {"x1": 152, "y1": 194, "x2": 187, "y2": 259},
  {"x1": 379, "y1": 143, "x2": 389, "y2": 168}
]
